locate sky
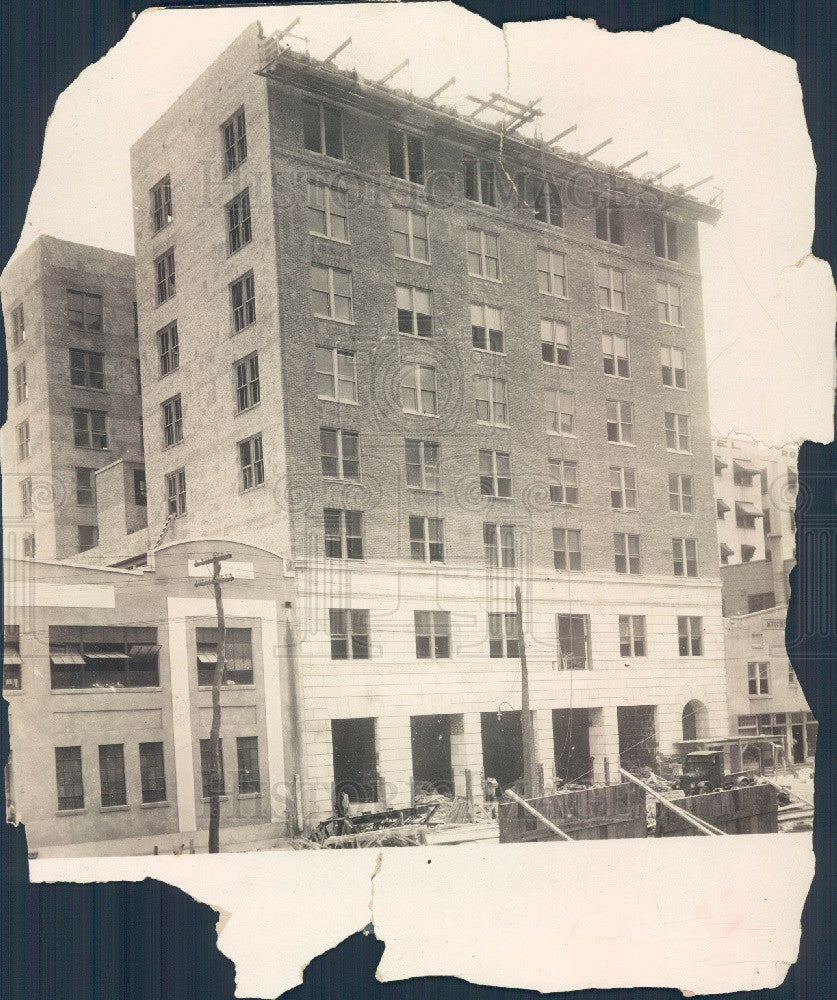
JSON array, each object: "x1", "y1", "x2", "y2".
[{"x1": 12, "y1": 2, "x2": 834, "y2": 446}]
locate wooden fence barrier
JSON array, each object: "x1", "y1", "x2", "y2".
[
  {"x1": 655, "y1": 783, "x2": 778, "y2": 837},
  {"x1": 498, "y1": 782, "x2": 646, "y2": 843}
]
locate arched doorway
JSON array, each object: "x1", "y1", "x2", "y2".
[{"x1": 682, "y1": 700, "x2": 709, "y2": 742}]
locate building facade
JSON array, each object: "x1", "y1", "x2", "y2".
[
  {"x1": 1, "y1": 236, "x2": 145, "y2": 562},
  {"x1": 125, "y1": 21, "x2": 730, "y2": 822},
  {"x1": 3, "y1": 540, "x2": 295, "y2": 855},
  {"x1": 725, "y1": 605, "x2": 817, "y2": 767}
]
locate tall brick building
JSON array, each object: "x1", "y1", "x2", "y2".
[
  {"x1": 1, "y1": 236, "x2": 145, "y2": 561},
  {"x1": 126, "y1": 21, "x2": 727, "y2": 821}
]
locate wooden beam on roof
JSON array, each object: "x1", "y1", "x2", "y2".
[
  {"x1": 323, "y1": 37, "x2": 352, "y2": 65},
  {"x1": 616, "y1": 150, "x2": 648, "y2": 171},
  {"x1": 548, "y1": 124, "x2": 577, "y2": 145},
  {"x1": 378, "y1": 59, "x2": 409, "y2": 85},
  {"x1": 682, "y1": 174, "x2": 714, "y2": 194},
  {"x1": 580, "y1": 137, "x2": 612, "y2": 159},
  {"x1": 652, "y1": 163, "x2": 680, "y2": 182},
  {"x1": 274, "y1": 17, "x2": 301, "y2": 43},
  {"x1": 427, "y1": 76, "x2": 456, "y2": 102}
]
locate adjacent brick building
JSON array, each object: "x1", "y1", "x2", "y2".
[
  {"x1": 1, "y1": 236, "x2": 145, "y2": 561},
  {"x1": 125, "y1": 22, "x2": 730, "y2": 822}
]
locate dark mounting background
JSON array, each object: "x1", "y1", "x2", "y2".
[{"x1": 1, "y1": 2, "x2": 834, "y2": 999}]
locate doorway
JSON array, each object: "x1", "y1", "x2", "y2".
[
  {"x1": 480, "y1": 710, "x2": 523, "y2": 791},
  {"x1": 791, "y1": 724, "x2": 805, "y2": 764},
  {"x1": 331, "y1": 717, "x2": 378, "y2": 804},
  {"x1": 410, "y1": 715, "x2": 454, "y2": 796},
  {"x1": 617, "y1": 705, "x2": 658, "y2": 772},
  {"x1": 552, "y1": 708, "x2": 592, "y2": 784},
  {"x1": 681, "y1": 700, "x2": 709, "y2": 742}
]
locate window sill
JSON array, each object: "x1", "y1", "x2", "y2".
[
  {"x1": 235, "y1": 402, "x2": 261, "y2": 418},
  {"x1": 201, "y1": 795, "x2": 230, "y2": 803},
  {"x1": 538, "y1": 292, "x2": 570, "y2": 301},
  {"x1": 608, "y1": 440, "x2": 636, "y2": 448},
  {"x1": 472, "y1": 347, "x2": 506, "y2": 358},
  {"x1": 237, "y1": 792, "x2": 262, "y2": 800},
  {"x1": 547, "y1": 431, "x2": 577, "y2": 439},
  {"x1": 70, "y1": 385, "x2": 107, "y2": 393},
  {"x1": 74, "y1": 447, "x2": 112, "y2": 453},
  {"x1": 666, "y1": 449, "x2": 693, "y2": 456},
  {"x1": 402, "y1": 411, "x2": 440, "y2": 419},
  {"x1": 231, "y1": 322, "x2": 258, "y2": 337},
  {"x1": 197, "y1": 684, "x2": 257, "y2": 692},
  {"x1": 407, "y1": 486, "x2": 442, "y2": 495},
  {"x1": 467, "y1": 274, "x2": 502, "y2": 284},
  {"x1": 3, "y1": 688, "x2": 22, "y2": 696},
  {"x1": 155, "y1": 296, "x2": 177, "y2": 309},
  {"x1": 239, "y1": 483, "x2": 267, "y2": 496},
  {"x1": 399, "y1": 332, "x2": 434, "y2": 342},
  {"x1": 483, "y1": 494, "x2": 515, "y2": 502},
  {"x1": 659, "y1": 320, "x2": 686, "y2": 329},
  {"x1": 394, "y1": 253, "x2": 431, "y2": 265},
  {"x1": 313, "y1": 314, "x2": 355, "y2": 326},
  {"x1": 56, "y1": 808, "x2": 87, "y2": 817},
  {"x1": 310, "y1": 232, "x2": 351, "y2": 247},
  {"x1": 50, "y1": 687, "x2": 163, "y2": 695},
  {"x1": 140, "y1": 800, "x2": 171, "y2": 809},
  {"x1": 541, "y1": 361, "x2": 572, "y2": 370},
  {"x1": 477, "y1": 421, "x2": 510, "y2": 430},
  {"x1": 603, "y1": 373, "x2": 632, "y2": 381},
  {"x1": 323, "y1": 477, "x2": 363, "y2": 486},
  {"x1": 663, "y1": 383, "x2": 689, "y2": 392},
  {"x1": 318, "y1": 397, "x2": 359, "y2": 407},
  {"x1": 162, "y1": 441, "x2": 184, "y2": 451},
  {"x1": 600, "y1": 307, "x2": 629, "y2": 316},
  {"x1": 99, "y1": 804, "x2": 130, "y2": 813},
  {"x1": 226, "y1": 240, "x2": 254, "y2": 258}
]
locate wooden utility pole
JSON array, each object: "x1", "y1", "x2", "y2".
[
  {"x1": 195, "y1": 553, "x2": 234, "y2": 854},
  {"x1": 516, "y1": 585, "x2": 537, "y2": 799}
]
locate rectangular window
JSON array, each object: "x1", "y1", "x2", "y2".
[
  {"x1": 479, "y1": 450, "x2": 512, "y2": 498},
  {"x1": 151, "y1": 176, "x2": 172, "y2": 232},
  {"x1": 17, "y1": 421, "x2": 30, "y2": 460},
  {"x1": 747, "y1": 662, "x2": 770, "y2": 695},
  {"x1": 308, "y1": 182, "x2": 348, "y2": 241},
  {"x1": 55, "y1": 746, "x2": 84, "y2": 810},
  {"x1": 606, "y1": 399, "x2": 634, "y2": 444},
  {"x1": 226, "y1": 188, "x2": 252, "y2": 254},
  {"x1": 11, "y1": 304, "x2": 25, "y2": 345},
  {"x1": 475, "y1": 375, "x2": 508, "y2": 427},
  {"x1": 20, "y1": 478, "x2": 33, "y2": 518},
  {"x1": 14, "y1": 363, "x2": 27, "y2": 403},
  {"x1": 139, "y1": 742, "x2": 166, "y2": 803},
  {"x1": 316, "y1": 346, "x2": 357, "y2": 403},
  {"x1": 72, "y1": 408, "x2": 108, "y2": 449},
  {"x1": 329, "y1": 609, "x2": 371, "y2": 660},
  {"x1": 236, "y1": 736, "x2": 261, "y2": 795},
  {"x1": 396, "y1": 284, "x2": 433, "y2": 338},
  {"x1": 238, "y1": 434, "x2": 265, "y2": 491},
  {"x1": 596, "y1": 204, "x2": 625, "y2": 245},
  {"x1": 389, "y1": 129, "x2": 425, "y2": 184},
  {"x1": 597, "y1": 265, "x2": 627, "y2": 312},
  {"x1": 3, "y1": 625, "x2": 22, "y2": 690},
  {"x1": 165, "y1": 468, "x2": 187, "y2": 516},
  {"x1": 466, "y1": 228, "x2": 500, "y2": 280},
  {"x1": 602, "y1": 333, "x2": 630, "y2": 378},
  {"x1": 324, "y1": 508, "x2": 364, "y2": 560},
  {"x1": 302, "y1": 100, "x2": 343, "y2": 159},
  {"x1": 669, "y1": 473, "x2": 694, "y2": 514},
  {"x1": 548, "y1": 459, "x2": 579, "y2": 505},
  {"x1": 657, "y1": 281, "x2": 683, "y2": 325},
  {"x1": 78, "y1": 525, "x2": 99, "y2": 552},
  {"x1": 161, "y1": 395, "x2": 183, "y2": 448},
  {"x1": 98, "y1": 744, "x2": 127, "y2": 807},
  {"x1": 222, "y1": 107, "x2": 247, "y2": 174},
  {"x1": 484, "y1": 523, "x2": 516, "y2": 568},
  {"x1": 156, "y1": 321, "x2": 179, "y2": 376},
  {"x1": 672, "y1": 537, "x2": 698, "y2": 577},
  {"x1": 69, "y1": 348, "x2": 105, "y2": 389},
  {"x1": 75, "y1": 467, "x2": 96, "y2": 507},
  {"x1": 488, "y1": 613, "x2": 520, "y2": 658},
  {"x1": 154, "y1": 250, "x2": 176, "y2": 305},
  {"x1": 556, "y1": 614, "x2": 590, "y2": 670},
  {"x1": 464, "y1": 157, "x2": 496, "y2": 206},
  {"x1": 545, "y1": 389, "x2": 575, "y2": 436},
  {"x1": 665, "y1": 412, "x2": 691, "y2": 452},
  {"x1": 49, "y1": 626, "x2": 161, "y2": 690},
  {"x1": 678, "y1": 616, "x2": 703, "y2": 657},
  {"x1": 311, "y1": 264, "x2": 352, "y2": 322},
  {"x1": 200, "y1": 739, "x2": 225, "y2": 797},
  {"x1": 133, "y1": 468, "x2": 147, "y2": 506},
  {"x1": 22, "y1": 533, "x2": 35, "y2": 558},
  {"x1": 231, "y1": 272, "x2": 256, "y2": 331},
  {"x1": 234, "y1": 352, "x2": 260, "y2": 412},
  {"x1": 320, "y1": 428, "x2": 360, "y2": 480},
  {"x1": 409, "y1": 515, "x2": 445, "y2": 563},
  {"x1": 414, "y1": 611, "x2": 451, "y2": 659},
  {"x1": 661, "y1": 344, "x2": 687, "y2": 388},
  {"x1": 531, "y1": 177, "x2": 562, "y2": 227},
  {"x1": 537, "y1": 248, "x2": 568, "y2": 297},
  {"x1": 67, "y1": 290, "x2": 102, "y2": 332},
  {"x1": 391, "y1": 206, "x2": 429, "y2": 261},
  {"x1": 196, "y1": 627, "x2": 253, "y2": 686},
  {"x1": 540, "y1": 318, "x2": 570, "y2": 365},
  {"x1": 405, "y1": 439, "x2": 440, "y2": 491},
  {"x1": 619, "y1": 615, "x2": 647, "y2": 657},
  {"x1": 471, "y1": 303, "x2": 504, "y2": 353},
  {"x1": 400, "y1": 364, "x2": 437, "y2": 415},
  {"x1": 609, "y1": 467, "x2": 638, "y2": 510},
  {"x1": 654, "y1": 217, "x2": 679, "y2": 261},
  {"x1": 614, "y1": 532, "x2": 641, "y2": 574},
  {"x1": 553, "y1": 527, "x2": 582, "y2": 572}
]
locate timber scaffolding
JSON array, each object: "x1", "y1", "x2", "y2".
[{"x1": 254, "y1": 25, "x2": 723, "y2": 222}]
